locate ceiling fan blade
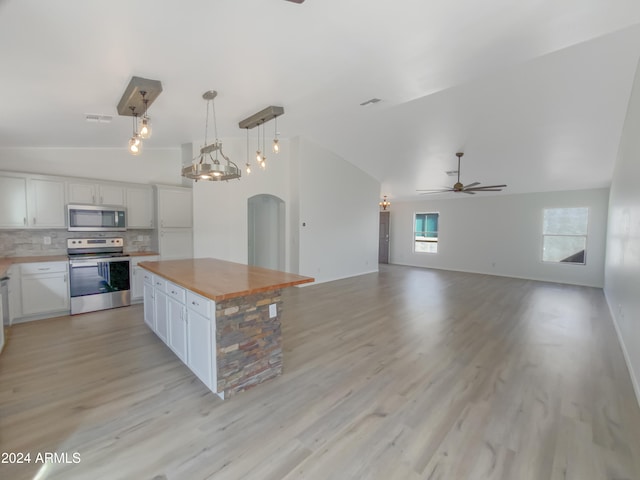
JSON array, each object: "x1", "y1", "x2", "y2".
[
  {"x1": 416, "y1": 188, "x2": 453, "y2": 192},
  {"x1": 285, "y1": 0, "x2": 305, "y2": 3},
  {"x1": 418, "y1": 189, "x2": 454, "y2": 195},
  {"x1": 464, "y1": 182, "x2": 480, "y2": 188},
  {"x1": 466, "y1": 184, "x2": 507, "y2": 190},
  {"x1": 462, "y1": 190, "x2": 476, "y2": 194},
  {"x1": 464, "y1": 188, "x2": 503, "y2": 192}
]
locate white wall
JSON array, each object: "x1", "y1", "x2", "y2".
[
  {"x1": 605, "y1": 59, "x2": 640, "y2": 403},
  {"x1": 295, "y1": 137, "x2": 380, "y2": 283},
  {"x1": 0, "y1": 147, "x2": 183, "y2": 185},
  {"x1": 389, "y1": 188, "x2": 609, "y2": 287},
  {"x1": 193, "y1": 136, "x2": 381, "y2": 284},
  {"x1": 192, "y1": 137, "x2": 292, "y2": 268}
]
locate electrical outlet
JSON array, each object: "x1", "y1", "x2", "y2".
[
  {"x1": 43, "y1": 236, "x2": 51, "y2": 245},
  {"x1": 269, "y1": 303, "x2": 277, "y2": 318}
]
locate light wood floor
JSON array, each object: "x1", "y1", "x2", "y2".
[{"x1": 1, "y1": 265, "x2": 640, "y2": 480}]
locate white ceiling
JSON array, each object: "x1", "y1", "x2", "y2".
[{"x1": 1, "y1": 0, "x2": 640, "y2": 199}]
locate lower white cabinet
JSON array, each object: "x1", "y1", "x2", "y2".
[
  {"x1": 131, "y1": 256, "x2": 159, "y2": 302},
  {"x1": 155, "y1": 290, "x2": 169, "y2": 343},
  {"x1": 15, "y1": 262, "x2": 70, "y2": 320},
  {"x1": 143, "y1": 281, "x2": 155, "y2": 330},
  {"x1": 142, "y1": 269, "x2": 219, "y2": 396},
  {"x1": 167, "y1": 297, "x2": 187, "y2": 363},
  {"x1": 186, "y1": 308, "x2": 214, "y2": 389}
]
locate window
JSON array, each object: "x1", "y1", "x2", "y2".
[
  {"x1": 542, "y1": 207, "x2": 588, "y2": 264},
  {"x1": 414, "y1": 213, "x2": 439, "y2": 253}
]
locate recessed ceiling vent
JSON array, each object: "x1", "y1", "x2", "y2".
[
  {"x1": 360, "y1": 98, "x2": 381, "y2": 106},
  {"x1": 85, "y1": 114, "x2": 112, "y2": 123}
]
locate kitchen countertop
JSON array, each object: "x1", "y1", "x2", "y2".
[
  {"x1": 0, "y1": 255, "x2": 69, "y2": 277},
  {"x1": 0, "y1": 252, "x2": 159, "y2": 277},
  {"x1": 139, "y1": 258, "x2": 314, "y2": 302}
]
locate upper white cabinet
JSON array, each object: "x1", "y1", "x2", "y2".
[
  {"x1": 155, "y1": 186, "x2": 192, "y2": 228},
  {"x1": 28, "y1": 178, "x2": 66, "y2": 228},
  {"x1": 0, "y1": 174, "x2": 65, "y2": 229},
  {"x1": 68, "y1": 181, "x2": 125, "y2": 206},
  {"x1": 0, "y1": 175, "x2": 28, "y2": 228},
  {"x1": 126, "y1": 186, "x2": 154, "y2": 229}
]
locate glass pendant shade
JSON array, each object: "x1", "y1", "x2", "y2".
[
  {"x1": 139, "y1": 116, "x2": 152, "y2": 139},
  {"x1": 272, "y1": 138, "x2": 279, "y2": 153},
  {"x1": 128, "y1": 135, "x2": 141, "y2": 155}
]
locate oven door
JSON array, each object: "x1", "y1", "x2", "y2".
[{"x1": 69, "y1": 257, "x2": 131, "y2": 314}]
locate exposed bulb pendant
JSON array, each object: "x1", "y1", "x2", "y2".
[
  {"x1": 272, "y1": 115, "x2": 280, "y2": 153},
  {"x1": 261, "y1": 123, "x2": 267, "y2": 169},
  {"x1": 379, "y1": 195, "x2": 391, "y2": 210},
  {"x1": 256, "y1": 121, "x2": 262, "y2": 163},
  {"x1": 138, "y1": 91, "x2": 152, "y2": 139},
  {"x1": 245, "y1": 128, "x2": 252, "y2": 174},
  {"x1": 128, "y1": 106, "x2": 142, "y2": 155}
]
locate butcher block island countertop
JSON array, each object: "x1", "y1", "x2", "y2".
[
  {"x1": 138, "y1": 258, "x2": 314, "y2": 399},
  {"x1": 138, "y1": 257, "x2": 314, "y2": 300}
]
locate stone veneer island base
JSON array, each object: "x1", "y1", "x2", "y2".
[{"x1": 138, "y1": 258, "x2": 313, "y2": 399}]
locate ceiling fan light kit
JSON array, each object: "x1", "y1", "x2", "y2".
[{"x1": 417, "y1": 152, "x2": 507, "y2": 195}]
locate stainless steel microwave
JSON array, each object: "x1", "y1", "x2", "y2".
[{"x1": 67, "y1": 204, "x2": 127, "y2": 232}]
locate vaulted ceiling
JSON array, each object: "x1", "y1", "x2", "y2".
[{"x1": 1, "y1": 0, "x2": 640, "y2": 199}]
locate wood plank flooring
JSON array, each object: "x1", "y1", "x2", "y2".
[{"x1": 1, "y1": 265, "x2": 640, "y2": 479}]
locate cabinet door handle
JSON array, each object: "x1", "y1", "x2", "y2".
[
  {"x1": 23, "y1": 217, "x2": 26, "y2": 225},
  {"x1": 156, "y1": 282, "x2": 162, "y2": 286},
  {"x1": 171, "y1": 290, "x2": 177, "y2": 294},
  {"x1": 38, "y1": 267, "x2": 51, "y2": 271},
  {"x1": 64, "y1": 274, "x2": 67, "y2": 283},
  {"x1": 92, "y1": 195, "x2": 96, "y2": 204},
  {"x1": 192, "y1": 301, "x2": 199, "y2": 306},
  {"x1": 33, "y1": 217, "x2": 36, "y2": 225},
  {"x1": 100, "y1": 196, "x2": 104, "y2": 204}
]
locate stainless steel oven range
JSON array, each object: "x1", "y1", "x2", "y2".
[{"x1": 67, "y1": 238, "x2": 131, "y2": 315}]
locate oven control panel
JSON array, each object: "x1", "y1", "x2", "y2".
[{"x1": 67, "y1": 238, "x2": 124, "y2": 249}]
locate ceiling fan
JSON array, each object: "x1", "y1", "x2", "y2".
[
  {"x1": 285, "y1": 0, "x2": 305, "y2": 3},
  {"x1": 417, "y1": 152, "x2": 507, "y2": 195}
]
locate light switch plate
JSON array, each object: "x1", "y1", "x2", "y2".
[{"x1": 269, "y1": 303, "x2": 277, "y2": 318}]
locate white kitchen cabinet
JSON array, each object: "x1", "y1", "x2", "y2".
[
  {"x1": 143, "y1": 277, "x2": 155, "y2": 331},
  {"x1": 131, "y1": 256, "x2": 159, "y2": 302},
  {"x1": 167, "y1": 296, "x2": 187, "y2": 363},
  {"x1": 68, "y1": 181, "x2": 125, "y2": 206},
  {"x1": 126, "y1": 186, "x2": 154, "y2": 228},
  {"x1": 158, "y1": 229, "x2": 193, "y2": 260},
  {"x1": 186, "y1": 307, "x2": 214, "y2": 389},
  {"x1": 28, "y1": 178, "x2": 66, "y2": 228},
  {"x1": 19, "y1": 262, "x2": 69, "y2": 318},
  {"x1": 155, "y1": 289, "x2": 169, "y2": 342},
  {"x1": 141, "y1": 266, "x2": 219, "y2": 397},
  {"x1": 155, "y1": 185, "x2": 192, "y2": 228},
  {"x1": 0, "y1": 175, "x2": 28, "y2": 228}
]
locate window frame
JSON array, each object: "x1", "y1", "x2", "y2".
[
  {"x1": 414, "y1": 211, "x2": 440, "y2": 254},
  {"x1": 541, "y1": 207, "x2": 589, "y2": 266}
]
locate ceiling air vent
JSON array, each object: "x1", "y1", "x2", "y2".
[
  {"x1": 360, "y1": 98, "x2": 381, "y2": 106},
  {"x1": 85, "y1": 114, "x2": 113, "y2": 123}
]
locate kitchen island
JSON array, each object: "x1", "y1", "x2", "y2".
[{"x1": 138, "y1": 258, "x2": 314, "y2": 398}]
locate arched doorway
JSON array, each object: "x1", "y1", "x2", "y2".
[{"x1": 247, "y1": 194, "x2": 285, "y2": 271}]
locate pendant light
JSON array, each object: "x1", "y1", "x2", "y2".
[
  {"x1": 272, "y1": 115, "x2": 280, "y2": 153},
  {"x1": 245, "y1": 128, "x2": 252, "y2": 174},
  {"x1": 261, "y1": 123, "x2": 267, "y2": 169},
  {"x1": 138, "y1": 91, "x2": 152, "y2": 139},
  {"x1": 256, "y1": 122, "x2": 262, "y2": 163},
  {"x1": 128, "y1": 106, "x2": 142, "y2": 156},
  {"x1": 181, "y1": 90, "x2": 241, "y2": 182}
]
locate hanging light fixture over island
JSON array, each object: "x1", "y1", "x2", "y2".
[{"x1": 182, "y1": 90, "x2": 241, "y2": 182}]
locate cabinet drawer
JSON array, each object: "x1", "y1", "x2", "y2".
[
  {"x1": 186, "y1": 291, "x2": 211, "y2": 318},
  {"x1": 20, "y1": 262, "x2": 67, "y2": 275},
  {"x1": 142, "y1": 270, "x2": 154, "y2": 285},
  {"x1": 166, "y1": 281, "x2": 186, "y2": 304},
  {"x1": 153, "y1": 276, "x2": 166, "y2": 292}
]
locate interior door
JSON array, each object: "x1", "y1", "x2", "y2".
[{"x1": 379, "y1": 211, "x2": 390, "y2": 264}]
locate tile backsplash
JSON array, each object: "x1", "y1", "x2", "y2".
[{"x1": 0, "y1": 229, "x2": 153, "y2": 257}]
